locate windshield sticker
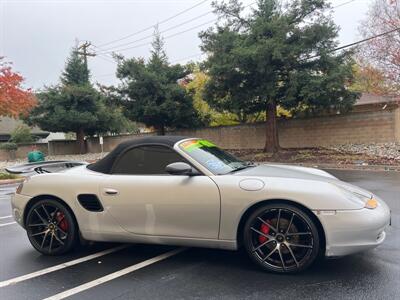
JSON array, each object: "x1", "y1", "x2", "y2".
[
  {"x1": 205, "y1": 159, "x2": 226, "y2": 171},
  {"x1": 180, "y1": 139, "x2": 216, "y2": 152}
]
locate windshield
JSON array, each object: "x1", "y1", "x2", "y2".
[{"x1": 178, "y1": 139, "x2": 251, "y2": 175}]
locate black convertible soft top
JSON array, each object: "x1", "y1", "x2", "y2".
[{"x1": 87, "y1": 135, "x2": 189, "y2": 174}]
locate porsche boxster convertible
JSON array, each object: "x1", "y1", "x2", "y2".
[{"x1": 11, "y1": 136, "x2": 391, "y2": 273}]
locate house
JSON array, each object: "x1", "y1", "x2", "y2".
[
  {"x1": 0, "y1": 117, "x2": 49, "y2": 142},
  {"x1": 353, "y1": 93, "x2": 400, "y2": 112}
]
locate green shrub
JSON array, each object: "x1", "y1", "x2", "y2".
[
  {"x1": 9, "y1": 125, "x2": 34, "y2": 144},
  {"x1": 0, "y1": 142, "x2": 18, "y2": 151},
  {"x1": 0, "y1": 172, "x2": 20, "y2": 180}
]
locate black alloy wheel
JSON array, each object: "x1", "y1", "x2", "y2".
[
  {"x1": 243, "y1": 203, "x2": 320, "y2": 273},
  {"x1": 26, "y1": 199, "x2": 78, "y2": 255}
]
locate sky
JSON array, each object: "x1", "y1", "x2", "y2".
[{"x1": 0, "y1": 0, "x2": 373, "y2": 90}]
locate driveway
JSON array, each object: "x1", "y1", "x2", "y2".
[{"x1": 0, "y1": 170, "x2": 399, "y2": 299}]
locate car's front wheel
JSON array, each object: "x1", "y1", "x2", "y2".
[
  {"x1": 243, "y1": 203, "x2": 320, "y2": 273},
  {"x1": 26, "y1": 199, "x2": 78, "y2": 255}
]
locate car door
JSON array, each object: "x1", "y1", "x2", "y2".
[{"x1": 99, "y1": 145, "x2": 221, "y2": 239}]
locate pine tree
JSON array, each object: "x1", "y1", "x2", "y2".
[
  {"x1": 26, "y1": 46, "x2": 127, "y2": 153},
  {"x1": 200, "y1": 0, "x2": 360, "y2": 152},
  {"x1": 61, "y1": 49, "x2": 90, "y2": 86},
  {"x1": 117, "y1": 29, "x2": 203, "y2": 135}
]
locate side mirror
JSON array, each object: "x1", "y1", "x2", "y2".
[{"x1": 165, "y1": 162, "x2": 199, "y2": 176}]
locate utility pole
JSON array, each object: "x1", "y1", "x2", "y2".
[{"x1": 76, "y1": 41, "x2": 96, "y2": 69}]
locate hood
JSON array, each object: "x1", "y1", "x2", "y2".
[
  {"x1": 235, "y1": 164, "x2": 337, "y2": 181},
  {"x1": 235, "y1": 164, "x2": 373, "y2": 199}
]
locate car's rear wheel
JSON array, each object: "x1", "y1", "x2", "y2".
[
  {"x1": 243, "y1": 203, "x2": 320, "y2": 273},
  {"x1": 26, "y1": 199, "x2": 78, "y2": 255}
]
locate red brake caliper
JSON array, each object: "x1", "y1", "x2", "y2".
[
  {"x1": 258, "y1": 222, "x2": 270, "y2": 244},
  {"x1": 56, "y1": 212, "x2": 68, "y2": 232}
]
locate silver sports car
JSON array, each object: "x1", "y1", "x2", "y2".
[{"x1": 11, "y1": 136, "x2": 391, "y2": 273}]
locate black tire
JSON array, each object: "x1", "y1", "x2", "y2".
[
  {"x1": 25, "y1": 199, "x2": 78, "y2": 255},
  {"x1": 243, "y1": 203, "x2": 320, "y2": 273}
]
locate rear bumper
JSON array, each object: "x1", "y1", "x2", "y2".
[
  {"x1": 316, "y1": 196, "x2": 391, "y2": 257},
  {"x1": 10, "y1": 193, "x2": 31, "y2": 228}
]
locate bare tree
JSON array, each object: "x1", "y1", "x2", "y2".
[{"x1": 358, "y1": 0, "x2": 400, "y2": 94}]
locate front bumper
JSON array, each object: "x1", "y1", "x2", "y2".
[
  {"x1": 11, "y1": 193, "x2": 32, "y2": 228},
  {"x1": 316, "y1": 196, "x2": 391, "y2": 257}
]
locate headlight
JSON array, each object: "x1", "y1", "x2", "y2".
[
  {"x1": 333, "y1": 182, "x2": 377, "y2": 209},
  {"x1": 365, "y1": 198, "x2": 378, "y2": 209}
]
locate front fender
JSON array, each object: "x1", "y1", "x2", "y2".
[{"x1": 211, "y1": 176, "x2": 366, "y2": 240}]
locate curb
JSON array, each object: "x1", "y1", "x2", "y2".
[{"x1": 0, "y1": 178, "x2": 24, "y2": 186}]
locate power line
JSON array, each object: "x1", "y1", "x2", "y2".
[
  {"x1": 92, "y1": 0, "x2": 367, "y2": 70},
  {"x1": 95, "y1": 1, "x2": 256, "y2": 55},
  {"x1": 94, "y1": 0, "x2": 354, "y2": 55},
  {"x1": 332, "y1": 0, "x2": 357, "y2": 9},
  {"x1": 305, "y1": 27, "x2": 400, "y2": 60},
  {"x1": 98, "y1": 10, "x2": 213, "y2": 52},
  {"x1": 96, "y1": 54, "x2": 116, "y2": 64},
  {"x1": 96, "y1": 18, "x2": 217, "y2": 55},
  {"x1": 94, "y1": 2, "x2": 256, "y2": 54},
  {"x1": 97, "y1": 0, "x2": 210, "y2": 48},
  {"x1": 93, "y1": 27, "x2": 400, "y2": 81}
]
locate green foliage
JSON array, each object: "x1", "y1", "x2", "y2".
[
  {"x1": 0, "y1": 142, "x2": 18, "y2": 151},
  {"x1": 185, "y1": 71, "x2": 238, "y2": 126},
  {"x1": 200, "y1": 0, "x2": 360, "y2": 150},
  {"x1": 25, "y1": 45, "x2": 129, "y2": 152},
  {"x1": 27, "y1": 85, "x2": 127, "y2": 136},
  {"x1": 117, "y1": 30, "x2": 203, "y2": 134},
  {"x1": 185, "y1": 71, "x2": 291, "y2": 126},
  {"x1": 124, "y1": 120, "x2": 140, "y2": 134},
  {"x1": 9, "y1": 124, "x2": 34, "y2": 144},
  {"x1": 61, "y1": 46, "x2": 90, "y2": 86},
  {"x1": 350, "y1": 63, "x2": 399, "y2": 95},
  {"x1": 0, "y1": 173, "x2": 20, "y2": 180}
]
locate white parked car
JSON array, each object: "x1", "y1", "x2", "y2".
[{"x1": 11, "y1": 136, "x2": 391, "y2": 273}]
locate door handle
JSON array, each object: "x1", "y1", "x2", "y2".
[{"x1": 104, "y1": 188, "x2": 119, "y2": 195}]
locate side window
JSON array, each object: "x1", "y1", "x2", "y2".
[{"x1": 112, "y1": 145, "x2": 186, "y2": 175}]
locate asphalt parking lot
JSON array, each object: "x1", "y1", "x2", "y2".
[{"x1": 0, "y1": 169, "x2": 399, "y2": 300}]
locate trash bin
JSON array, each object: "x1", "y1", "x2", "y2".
[{"x1": 27, "y1": 151, "x2": 45, "y2": 162}]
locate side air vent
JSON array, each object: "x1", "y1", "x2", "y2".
[{"x1": 77, "y1": 194, "x2": 104, "y2": 212}]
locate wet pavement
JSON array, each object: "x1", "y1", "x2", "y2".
[{"x1": 0, "y1": 170, "x2": 399, "y2": 300}]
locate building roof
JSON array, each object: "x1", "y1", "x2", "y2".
[
  {"x1": 355, "y1": 93, "x2": 399, "y2": 106},
  {"x1": 87, "y1": 135, "x2": 189, "y2": 174},
  {"x1": 0, "y1": 117, "x2": 49, "y2": 142}
]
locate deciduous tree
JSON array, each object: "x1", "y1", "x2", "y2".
[
  {"x1": 184, "y1": 70, "x2": 239, "y2": 126},
  {"x1": 358, "y1": 0, "x2": 400, "y2": 95},
  {"x1": 0, "y1": 57, "x2": 36, "y2": 117},
  {"x1": 350, "y1": 64, "x2": 398, "y2": 95}
]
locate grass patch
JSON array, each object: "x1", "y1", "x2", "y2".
[{"x1": 0, "y1": 172, "x2": 21, "y2": 180}]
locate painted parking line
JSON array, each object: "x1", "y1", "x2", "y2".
[
  {"x1": 43, "y1": 247, "x2": 187, "y2": 300},
  {"x1": 0, "y1": 215, "x2": 12, "y2": 219},
  {"x1": 0, "y1": 244, "x2": 129, "y2": 288},
  {"x1": 0, "y1": 221, "x2": 17, "y2": 227}
]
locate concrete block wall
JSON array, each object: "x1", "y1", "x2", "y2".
[
  {"x1": 172, "y1": 109, "x2": 398, "y2": 149},
  {"x1": 2, "y1": 107, "x2": 397, "y2": 160},
  {"x1": 84, "y1": 108, "x2": 399, "y2": 153},
  {"x1": 0, "y1": 143, "x2": 48, "y2": 161}
]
